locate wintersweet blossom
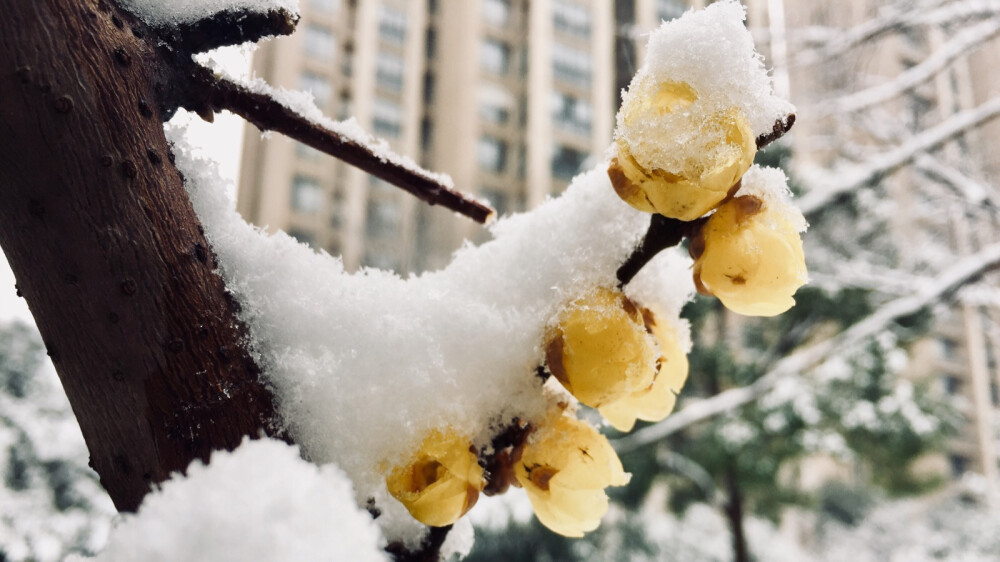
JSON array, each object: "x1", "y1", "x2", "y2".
[
  {"x1": 385, "y1": 429, "x2": 484, "y2": 527},
  {"x1": 545, "y1": 287, "x2": 658, "y2": 408},
  {"x1": 514, "y1": 413, "x2": 630, "y2": 537},
  {"x1": 599, "y1": 306, "x2": 689, "y2": 431},
  {"x1": 609, "y1": 78, "x2": 757, "y2": 221},
  {"x1": 693, "y1": 193, "x2": 807, "y2": 316}
]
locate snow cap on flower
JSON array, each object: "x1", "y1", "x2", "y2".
[{"x1": 609, "y1": 0, "x2": 794, "y2": 221}]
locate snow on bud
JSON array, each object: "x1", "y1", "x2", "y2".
[
  {"x1": 385, "y1": 428, "x2": 484, "y2": 527},
  {"x1": 599, "y1": 306, "x2": 689, "y2": 432},
  {"x1": 692, "y1": 166, "x2": 807, "y2": 317},
  {"x1": 545, "y1": 287, "x2": 658, "y2": 409},
  {"x1": 608, "y1": 77, "x2": 757, "y2": 221},
  {"x1": 514, "y1": 412, "x2": 630, "y2": 537}
]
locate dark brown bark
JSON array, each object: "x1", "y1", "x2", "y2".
[
  {"x1": 0, "y1": 0, "x2": 283, "y2": 512},
  {"x1": 182, "y1": 68, "x2": 495, "y2": 224},
  {"x1": 724, "y1": 467, "x2": 751, "y2": 562}
]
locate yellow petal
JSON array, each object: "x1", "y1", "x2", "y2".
[
  {"x1": 386, "y1": 429, "x2": 484, "y2": 527},
  {"x1": 547, "y1": 288, "x2": 658, "y2": 408},
  {"x1": 695, "y1": 196, "x2": 807, "y2": 317},
  {"x1": 514, "y1": 413, "x2": 629, "y2": 537}
]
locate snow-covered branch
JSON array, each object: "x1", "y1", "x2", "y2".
[
  {"x1": 798, "y1": 96, "x2": 1000, "y2": 217},
  {"x1": 186, "y1": 66, "x2": 494, "y2": 223},
  {"x1": 792, "y1": 0, "x2": 1000, "y2": 67},
  {"x1": 614, "y1": 242, "x2": 1000, "y2": 454},
  {"x1": 914, "y1": 154, "x2": 998, "y2": 207},
  {"x1": 828, "y1": 18, "x2": 1000, "y2": 115}
]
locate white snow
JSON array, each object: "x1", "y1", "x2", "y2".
[
  {"x1": 90, "y1": 438, "x2": 386, "y2": 562},
  {"x1": 119, "y1": 0, "x2": 299, "y2": 26},
  {"x1": 614, "y1": 0, "x2": 795, "y2": 174},
  {"x1": 168, "y1": 122, "x2": 689, "y2": 545}
]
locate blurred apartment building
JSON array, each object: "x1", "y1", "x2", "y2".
[
  {"x1": 238, "y1": 0, "x2": 627, "y2": 273},
  {"x1": 237, "y1": 0, "x2": 1000, "y2": 484}
]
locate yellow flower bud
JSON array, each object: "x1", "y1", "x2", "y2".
[
  {"x1": 598, "y1": 308, "x2": 689, "y2": 432},
  {"x1": 546, "y1": 288, "x2": 658, "y2": 408},
  {"x1": 693, "y1": 194, "x2": 807, "y2": 317},
  {"x1": 609, "y1": 79, "x2": 757, "y2": 221},
  {"x1": 386, "y1": 429, "x2": 484, "y2": 527},
  {"x1": 514, "y1": 413, "x2": 630, "y2": 537}
]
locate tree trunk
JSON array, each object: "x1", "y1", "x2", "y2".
[
  {"x1": 724, "y1": 467, "x2": 751, "y2": 562},
  {"x1": 0, "y1": 0, "x2": 281, "y2": 512}
]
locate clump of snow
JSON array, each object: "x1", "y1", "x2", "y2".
[
  {"x1": 119, "y1": 0, "x2": 299, "y2": 26},
  {"x1": 735, "y1": 166, "x2": 808, "y2": 232},
  {"x1": 167, "y1": 124, "x2": 661, "y2": 546},
  {"x1": 91, "y1": 438, "x2": 386, "y2": 562},
  {"x1": 615, "y1": 0, "x2": 794, "y2": 173}
]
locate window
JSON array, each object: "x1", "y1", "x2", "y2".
[
  {"x1": 308, "y1": 0, "x2": 340, "y2": 13},
  {"x1": 376, "y1": 52, "x2": 404, "y2": 92},
  {"x1": 423, "y1": 72, "x2": 435, "y2": 103},
  {"x1": 372, "y1": 97, "x2": 402, "y2": 138},
  {"x1": 656, "y1": 0, "x2": 687, "y2": 22},
  {"x1": 552, "y1": 42, "x2": 591, "y2": 87},
  {"x1": 483, "y1": 0, "x2": 510, "y2": 26},
  {"x1": 942, "y1": 375, "x2": 961, "y2": 395},
  {"x1": 291, "y1": 175, "x2": 323, "y2": 213},
  {"x1": 481, "y1": 188, "x2": 509, "y2": 216},
  {"x1": 366, "y1": 198, "x2": 401, "y2": 238},
  {"x1": 948, "y1": 454, "x2": 969, "y2": 477},
  {"x1": 552, "y1": 0, "x2": 590, "y2": 38},
  {"x1": 425, "y1": 28, "x2": 437, "y2": 58},
  {"x1": 477, "y1": 136, "x2": 508, "y2": 174},
  {"x1": 479, "y1": 84, "x2": 513, "y2": 124},
  {"x1": 298, "y1": 71, "x2": 332, "y2": 107},
  {"x1": 303, "y1": 24, "x2": 336, "y2": 59},
  {"x1": 551, "y1": 144, "x2": 587, "y2": 180},
  {"x1": 420, "y1": 118, "x2": 433, "y2": 149},
  {"x1": 481, "y1": 38, "x2": 511, "y2": 75},
  {"x1": 296, "y1": 142, "x2": 323, "y2": 160},
  {"x1": 551, "y1": 91, "x2": 592, "y2": 135},
  {"x1": 286, "y1": 228, "x2": 315, "y2": 246},
  {"x1": 379, "y1": 6, "x2": 407, "y2": 45}
]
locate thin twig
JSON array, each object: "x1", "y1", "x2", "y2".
[
  {"x1": 616, "y1": 215, "x2": 699, "y2": 287},
  {"x1": 756, "y1": 114, "x2": 796, "y2": 150},
  {"x1": 185, "y1": 66, "x2": 494, "y2": 224}
]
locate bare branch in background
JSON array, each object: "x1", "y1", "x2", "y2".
[
  {"x1": 827, "y1": 18, "x2": 1000, "y2": 115},
  {"x1": 614, "y1": 242, "x2": 1000, "y2": 454},
  {"x1": 791, "y1": 0, "x2": 1000, "y2": 67},
  {"x1": 798, "y1": 96, "x2": 1000, "y2": 217}
]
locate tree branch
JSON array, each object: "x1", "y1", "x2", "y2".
[
  {"x1": 756, "y1": 114, "x2": 797, "y2": 150},
  {"x1": 153, "y1": 8, "x2": 299, "y2": 55},
  {"x1": 791, "y1": 0, "x2": 1000, "y2": 67},
  {"x1": 828, "y1": 18, "x2": 1000, "y2": 115},
  {"x1": 184, "y1": 65, "x2": 495, "y2": 224},
  {"x1": 613, "y1": 242, "x2": 1000, "y2": 453},
  {"x1": 799, "y1": 96, "x2": 1000, "y2": 218},
  {"x1": 616, "y1": 216, "x2": 695, "y2": 286}
]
